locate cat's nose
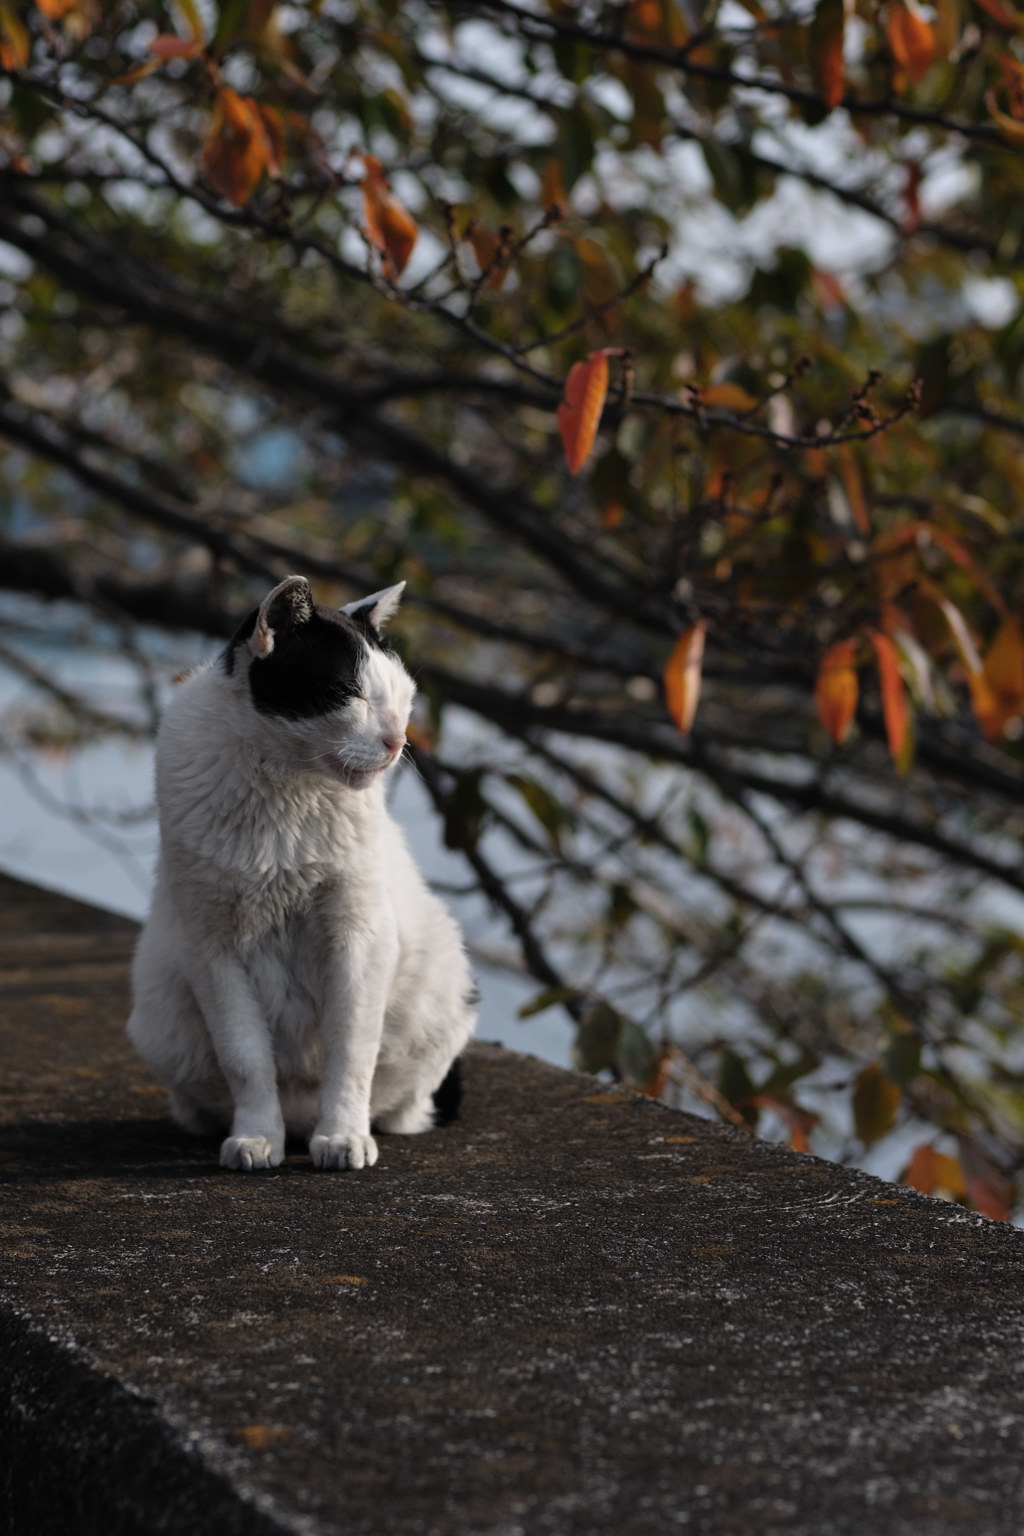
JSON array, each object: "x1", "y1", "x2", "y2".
[{"x1": 382, "y1": 734, "x2": 405, "y2": 757}]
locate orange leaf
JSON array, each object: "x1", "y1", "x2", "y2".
[
  {"x1": 557, "y1": 351, "x2": 610, "y2": 475},
  {"x1": 815, "y1": 638, "x2": 859, "y2": 745},
  {"x1": 811, "y1": 268, "x2": 846, "y2": 311},
  {"x1": 37, "y1": 0, "x2": 97, "y2": 39},
  {"x1": 110, "y1": 58, "x2": 161, "y2": 84},
  {"x1": 362, "y1": 156, "x2": 418, "y2": 278},
  {"x1": 0, "y1": 2, "x2": 30, "y2": 69},
  {"x1": 627, "y1": 0, "x2": 688, "y2": 46},
  {"x1": 972, "y1": 615, "x2": 1024, "y2": 739},
  {"x1": 869, "y1": 629, "x2": 910, "y2": 761},
  {"x1": 926, "y1": 526, "x2": 1007, "y2": 614},
  {"x1": 255, "y1": 103, "x2": 285, "y2": 178},
  {"x1": 700, "y1": 381, "x2": 759, "y2": 412},
  {"x1": 852, "y1": 1062, "x2": 902, "y2": 1147},
  {"x1": 869, "y1": 524, "x2": 920, "y2": 603},
  {"x1": 959, "y1": 1139, "x2": 1016, "y2": 1221},
  {"x1": 984, "y1": 615, "x2": 1024, "y2": 708},
  {"x1": 540, "y1": 158, "x2": 569, "y2": 217},
  {"x1": 467, "y1": 225, "x2": 509, "y2": 289},
  {"x1": 663, "y1": 622, "x2": 707, "y2": 734},
  {"x1": 902, "y1": 161, "x2": 922, "y2": 233},
  {"x1": 835, "y1": 443, "x2": 871, "y2": 534},
  {"x1": 147, "y1": 33, "x2": 203, "y2": 59},
  {"x1": 932, "y1": 0, "x2": 961, "y2": 55},
  {"x1": 404, "y1": 720, "x2": 436, "y2": 752},
  {"x1": 875, "y1": 521, "x2": 1006, "y2": 613},
  {"x1": 882, "y1": 606, "x2": 935, "y2": 710},
  {"x1": 903, "y1": 1144, "x2": 966, "y2": 1198},
  {"x1": 574, "y1": 236, "x2": 622, "y2": 333},
  {"x1": 920, "y1": 581, "x2": 983, "y2": 675},
  {"x1": 887, "y1": 0, "x2": 937, "y2": 84},
  {"x1": 642, "y1": 1047, "x2": 674, "y2": 1100},
  {"x1": 968, "y1": 670, "x2": 1006, "y2": 740},
  {"x1": 809, "y1": 0, "x2": 845, "y2": 110},
  {"x1": 985, "y1": 88, "x2": 1024, "y2": 147},
  {"x1": 202, "y1": 88, "x2": 274, "y2": 206},
  {"x1": 965, "y1": 1174, "x2": 1014, "y2": 1221},
  {"x1": 973, "y1": 0, "x2": 1018, "y2": 25},
  {"x1": 673, "y1": 280, "x2": 697, "y2": 320},
  {"x1": 754, "y1": 1094, "x2": 819, "y2": 1153}
]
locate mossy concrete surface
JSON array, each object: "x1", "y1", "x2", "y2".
[{"x1": 2, "y1": 870, "x2": 1024, "y2": 1536}]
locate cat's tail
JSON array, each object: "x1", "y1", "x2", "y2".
[{"x1": 431, "y1": 1058, "x2": 463, "y2": 1126}]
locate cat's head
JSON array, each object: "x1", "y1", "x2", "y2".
[{"x1": 223, "y1": 575, "x2": 415, "y2": 788}]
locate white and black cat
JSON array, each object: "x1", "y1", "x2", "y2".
[{"x1": 127, "y1": 575, "x2": 477, "y2": 1171}]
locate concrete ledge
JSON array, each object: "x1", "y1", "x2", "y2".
[
  {"x1": 2, "y1": 1310, "x2": 289, "y2": 1536},
  {"x1": 3, "y1": 871, "x2": 1024, "y2": 1536}
]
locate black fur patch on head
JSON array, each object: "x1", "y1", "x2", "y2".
[
  {"x1": 431, "y1": 1058, "x2": 463, "y2": 1127},
  {"x1": 345, "y1": 605, "x2": 382, "y2": 643},
  {"x1": 225, "y1": 604, "x2": 381, "y2": 719},
  {"x1": 222, "y1": 609, "x2": 257, "y2": 677}
]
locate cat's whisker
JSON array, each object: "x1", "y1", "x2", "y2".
[{"x1": 397, "y1": 745, "x2": 426, "y2": 785}]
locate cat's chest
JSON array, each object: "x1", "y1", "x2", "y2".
[
  {"x1": 236, "y1": 860, "x2": 333, "y2": 944},
  {"x1": 165, "y1": 768, "x2": 385, "y2": 939}
]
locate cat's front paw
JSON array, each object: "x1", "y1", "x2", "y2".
[
  {"x1": 309, "y1": 1132, "x2": 379, "y2": 1170},
  {"x1": 220, "y1": 1135, "x2": 283, "y2": 1171}
]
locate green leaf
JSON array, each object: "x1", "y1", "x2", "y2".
[
  {"x1": 573, "y1": 1001, "x2": 622, "y2": 1073},
  {"x1": 915, "y1": 334, "x2": 954, "y2": 419},
  {"x1": 881, "y1": 1030, "x2": 921, "y2": 1087},
  {"x1": 702, "y1": 139, "x2": 744, "y2": 214},
  {"x1": 701, "y1": 140, "x2": 760, "y2": 216},
  {"x1": 212, "y1": 0, "x2": 249, "y2": 53},
  {"x1": 423, "y1": 686, "x2": 445, "y2": 743},
  {"x1": 748, "y1": 246, "x2": 812, "y2": 310},
  {"x1": 687, "y1": 805, "x2": 711, "y2": 865},
  {"x1": 552, "y1": 37, "x2": 591, "y2": 85},
  {"x1": 760, "y1": 1049, "x2": 820, "y2": 1096},
  {"x1": 505, "y1": 773, "x2": 574, "y2": 852},
  {"x1": 517, "y1": 985, "x2": 579, "y2": 1020},
  {"x1": 624, "y1": 59, "x2": 666, "y2": 148},
  {"x1": 483, "y1": 157, "x2": 519, "y2": 210},
  {"x1": 590, "y1": 446, "x2": 633, "y2": 527},
  {"x1": 173, "y1": 0, "x2": 205, "y2": 43},
  {"x1": 7, "y1": 83, "x2": 52, "y2": 138},
  {"x1": 606, "y1": 882, "x2": 635, "y2": 933},
  {"x1": 556, "y1": 102, "x2": 598, "y2": 190},
  {"x1": 719, "y1": 1048, "x2": 757, "y2": 1121},
  {"x1": 852, "y1": 1062, "x2": 902, "y2": 1147},
  {"x1": 616, "y1": 1018, "x2": 657, "y2": 1088},
  {"x1": 442, "y1": 769, "x2": 487, "y2": 852}
]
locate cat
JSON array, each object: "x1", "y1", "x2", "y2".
[{"x1": 127, "y1": 575, "x2": 477, "y2": 1171}]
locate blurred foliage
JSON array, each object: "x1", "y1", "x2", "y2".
[{"x1": 3, "y1": 0, "x2": 1024, "y2": 1215}]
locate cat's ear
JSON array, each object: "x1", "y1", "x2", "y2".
[
  {"x1": 248, "y1": 575, "x2": 314, "y2": 659},
  {"x1": 340, "y1": 581, "x2": 406, "y2": 634}
]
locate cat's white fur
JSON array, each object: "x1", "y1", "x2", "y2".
[{"x1": 127, "y1": 577, "x2": 476, "y2": 1171}]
